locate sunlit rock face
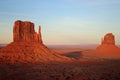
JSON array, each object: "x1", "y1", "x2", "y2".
[
  {"x1": 0, "y1": 20, "x2": 71, "y2": 64},
  {"x1": 83, "y1": 33, "x2": 120, "y2": 59},
  {"x1": 101, "y1": 33, "x2": 115, "y2": 45},
  {"x1": 94, "y1": 33, "x2": 120, "y2": 58},
  {"x1": 13, "y1": 20, "x2": 42, "y2": 43},
  {"x1": 97, "y1": 33, "x2": 118, "y2": 50}
]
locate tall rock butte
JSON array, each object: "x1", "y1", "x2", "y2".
[
  {"x1": 0, "y1": 20, "x2": 71, "y2": 64},
  {"x1": 83, "y1": 33, "x2": 120, "y2": 58},
  {"x1": 101, "y1": 33, "x2": 115, "y2": 45},
  {"x1": 95, "y1": 33, "x2": 120, "y2": 57},
  {"x1": 13, "y1": 20, "x2": 42, "y2": 43},
  {"x1": 96, "y1": 33, "x2": 118, "y2": 50}
]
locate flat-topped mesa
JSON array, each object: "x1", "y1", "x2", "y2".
[
  {"x1": 13, "y1": 20, "x2": 42, "y2": 43},
  {"x1": 101, "y1": 33, "x2": 115, "y2": 45}
]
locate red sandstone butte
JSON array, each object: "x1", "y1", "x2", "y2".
[
  {"x1": 101, "y1": 33, "x2": 115, "y2": 45},
  {"x1": 13, "y1": 20, "x2": 42, "y2": 43},
  {"x1": 0, "y1": 20, "x2": 72, "y2": 64},
  {"x1": 96, "y1": 33, "x2": 119, "y2": 51},
  {"x1": 83, "y1": 33, "x2": 120, "y2": 58}
]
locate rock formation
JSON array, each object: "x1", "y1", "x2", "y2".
[
  {"x1": 95, "y1": 33, "x2": 120, "y2": 58},
  {"x1": 97, "y1": 33, "x2": 118, "y2": 50},
  {"x1": 13, "y1": 20, "x2": 42, "y2": 43},
  {"x1": 101, "y1": 33, "x2": 115, "y2": 45},
  {"x1": 0, "y1": 20, "x2": 71, "y2": 64},
  {"x1": 83, "y1": 33, "x2": 120, "y2": 59}
]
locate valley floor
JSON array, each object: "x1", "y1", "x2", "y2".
[
  {"x1": 0, "y1": 59, "x2": 120, "y2": 80},
  {"x1": 0, "y1": 45, "x2": 120, "y2": 80}
]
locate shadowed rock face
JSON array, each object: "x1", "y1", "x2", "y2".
[{"x1": 0, "y1": 20, "x2": 71, "y2": 64}]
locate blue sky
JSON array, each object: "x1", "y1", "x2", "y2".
[{"x1": 0, "y1": 0, "x2": 120, "y2": 45}]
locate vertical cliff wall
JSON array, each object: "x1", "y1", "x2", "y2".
[{"x1": 13, "y1": 20, "x2": 42, "y2": 43}]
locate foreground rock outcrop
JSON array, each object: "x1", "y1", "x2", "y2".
[
  {"x1": 13, "y1": 20, "x2": 42, "y2": 43},
  {"x1": 0, "y1": 20, "x2": 72, "y2": 64}
]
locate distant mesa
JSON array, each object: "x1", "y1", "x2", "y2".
[
  {"x1": 101, "y1": 33, "x2": 115, "y2": 45},
  {"x1": 0, "y1": 20, "x2": 71, "y2": 64},
  {"x1": 96, "y1": 33, "x2": 119, "y2": 51},
  {"x1": 83, "y1": 33, "x2": 120, "y2": 58}
]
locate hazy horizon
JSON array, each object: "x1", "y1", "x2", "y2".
[{"x1": 0, "y1": 0, "x2": 120, "y2": 45}]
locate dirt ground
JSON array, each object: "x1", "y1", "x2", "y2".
[{"x1": 0, "y1": 46, "x2": 120, "y2": 80}]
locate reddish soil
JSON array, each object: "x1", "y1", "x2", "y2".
[
  {"x1": 1, "y1": 45, "x2": 120, "y2": 80},
  {"x1": 0, "y1": 59, "x2": 120, "y2": 80}
]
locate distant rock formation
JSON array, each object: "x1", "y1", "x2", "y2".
[
  {"x1": 83, "y1": 33, "x2": 120, "y2": 59},
  {"x1": 97, "y1": 33, "x2": 119, "y2": 50},
  {"x1": 0, "y1": 20, "x2": 72, "y2": 64},
  {"x1": 95, "y1": 33, "x2": 120, "y2": 58},
  {"x1": 101, "y1": 33, "x2": 115, "y2": 45}
]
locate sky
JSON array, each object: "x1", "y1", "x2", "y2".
[{"x1": 0, "y1": 0, "x2": 120, "y2": 45}]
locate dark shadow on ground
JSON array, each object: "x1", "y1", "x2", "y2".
[{"x1": 61, "y1": 51, "x2": 83, "y2": 59}]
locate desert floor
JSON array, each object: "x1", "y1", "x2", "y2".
[{"x1": 0, "y1": 45, "x2": 120, "y2": 80}]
